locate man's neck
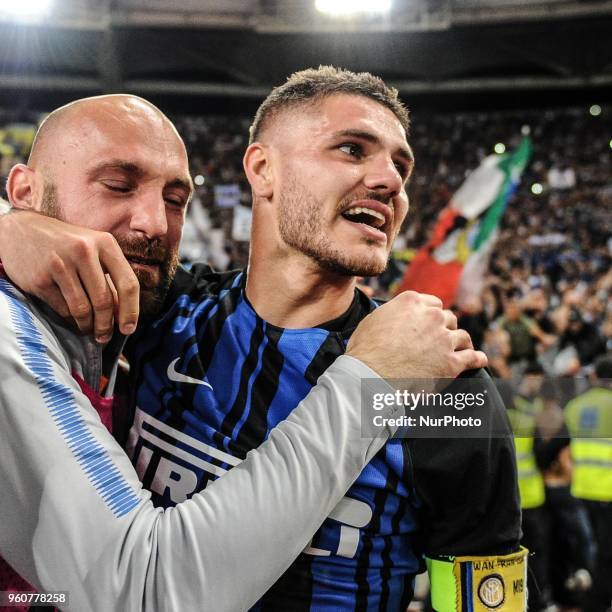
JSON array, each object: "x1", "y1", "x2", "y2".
[{"x1": 246, "y1": 253, "x2": 357, "y2": 329}]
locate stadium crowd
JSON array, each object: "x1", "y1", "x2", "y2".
[{"x1": 0, "y1": 102, "x2": 610, "y2": 611}]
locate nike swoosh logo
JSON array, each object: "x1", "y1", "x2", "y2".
[{"x1": 166, "y1": 358, "x2": 213, "y2": 389}]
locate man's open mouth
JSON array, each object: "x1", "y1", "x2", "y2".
[
  {"x1": 340, "y1": 200, "x2": 391, "y2": 233},
  {"x1": 342, "y1": 207, "x2": 386, "y2": 228}
]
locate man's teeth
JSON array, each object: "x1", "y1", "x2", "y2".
[
  {"x1": 344, "y1": 207, "x2": 385, "y2": 221},
  {"x1": 343, "y1": 207, "x2": 386, "y2": 227}
]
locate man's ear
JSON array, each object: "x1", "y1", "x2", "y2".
[
  {"x1": 6, "y1": 164, "x2": 36, "y2": 210},
  {"x1": 243, "y1": 143, "x2": 273, "y2": 199}
]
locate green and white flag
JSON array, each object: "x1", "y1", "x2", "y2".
[{"x1": 397, "y1": 136, "x2": 533, "y2": 307}]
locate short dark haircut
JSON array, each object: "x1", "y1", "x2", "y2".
[
  {"x1": 249, "y1": 65, "x2": 410, "y2": 144},
  {"x1": 524, "y1": 362, "x2": 544, "y2": 375},
  {"x1": 594, "y1": 353, "x2": 612, "y2": 379}
]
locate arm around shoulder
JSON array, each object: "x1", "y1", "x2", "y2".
[{"x1": 0, "y1": 287, "x2": 394, "y2": 612}]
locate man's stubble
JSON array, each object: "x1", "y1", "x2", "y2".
[{"x1": 276, "y1": 173, "x2": 390, "y2": 278}]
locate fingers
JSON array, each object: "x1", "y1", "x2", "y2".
[
  {"x1": 356, "y1": 289, "x2": 489, "y2": 379},
  {"x1": 397, "y1": 290, "x2": 443, "y2": 309},
  {"x1": 398, "y1": 292, "x2": 454, "y2": 327},
  {"x1": 450, "y1": 329, "x2": 489, "y2": 374},
  {"x1": 106, "y1": 274, "x2": 119, "y2": 334},
  {"x1": 106, "y1": 274, "x2": 119, "y2": 311},
  {"x1": 450, "y1": 328, "x2": 474, "y2": 351},
  {"x1": 443, "y1": 309, "x2": 458, "y2": 330},
  {"x1": 76, "y1": 254, "x2": 115, "y2": 343},
  {"x1": 454, "y1": 349, "x2": 489, "y2": 372},
  {"x1": 39, "y1": 288, "x2": 72, "y2": 321},
  {"x1": 99, "y1": 237, "x2": 140, "y2": 335},
  {"x1": 474, "y1": 350, "x2": 488, "y2": 369},
  {"x1": 48, "y1": 237, "x2": 122, "y2": 342},
  {"x1": 50, "y1": 258, "x2": 95, "y2": 334},
  {"x1": 1, "y1": 213, "x2": 141, "y2": 339},
  {"x1": 419, "y1": 293, "x2": 444, "y2": 308}
]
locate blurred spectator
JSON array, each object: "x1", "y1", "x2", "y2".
[
  {"x1": 508, "y1": 364, "x2": 549, "y2": 610},
  {"x1": 548, "y1": 162, "x2": 576, "y2": 191},
  {"x1": 456, "y1": 295, "x2": 488, "y2": 350},
  {"x1": 496, "y1": 296, "x2": 537, "y2": 366},
  {"x1": 564, "y1": 354, "x2": 612, "y2": 612},
  {"x1": 494, "y1": 292, "x2": 555, "y2": 376},
  {"x1": 534, "y1": 379, "x2": 594, "y2": 608},
  {"x1": 559, "y1": 308, "x2": 607, "y2": 368},
  {"x1": 481, "y1": 326, "x2": 512, "y2": 378}
]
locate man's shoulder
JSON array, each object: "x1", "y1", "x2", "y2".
[
  {"x1": 0, "y1": 275, "x2": 69, "y2": 360},
  {"x1": 0, "y1": 275, "x2": 30, "y2": 328},
  {"x1": 567, "y1": 386, "x2": 612, "y2": 408},
  {"x1": 0, "y1": 275, "x2": 45, "y2": 360}
]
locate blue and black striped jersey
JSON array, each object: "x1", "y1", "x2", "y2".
[{"x1": 126, "y1": 265, "x2": 521, "y2": 611}]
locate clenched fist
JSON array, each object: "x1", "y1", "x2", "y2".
[{"x1": 346, "y1": 290, "x2": 488, "y2": 380}]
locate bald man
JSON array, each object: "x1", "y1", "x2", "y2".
[
  {"x1": 11, "y1": 94, "x2": 181, "y2": 332},
  {"x1": 0, "y1": 95, "x2": 419, "y2": 611}
]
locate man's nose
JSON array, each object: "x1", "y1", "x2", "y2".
[
  {"x1": 129, "y1": 193, "x2": 168, "y2": 239},
  {"x1": 362, "y1": 155, "x2": 403, "y2": 197}
]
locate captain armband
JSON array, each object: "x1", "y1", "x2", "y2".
[{"x1": 426, "y1": 547, "x2": 528, "y2": 611}]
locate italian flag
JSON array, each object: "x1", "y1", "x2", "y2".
[{"x1": 396, "y1": 136, "x2": 533, "y2": 307}]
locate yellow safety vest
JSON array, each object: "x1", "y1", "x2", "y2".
[
  {"x1": 508, "y1": 397, "x2": 545, "y2": 509},
  {"x1": 565, "y1": 387, "x2": 612, "y2": 502}
]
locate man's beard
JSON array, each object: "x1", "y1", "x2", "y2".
[
  {"x1": 277, "y1": 174, "x2": 390, "y2": 277},
  {"x1": 41, "y1": 182, "x2": 178, "y2": 319},
  {"x1": 116, "y1": 235, "x2": 178, "y2": 319},
  {"x1": 40, "y1": 181, "x2": 63, "y2": 219}
]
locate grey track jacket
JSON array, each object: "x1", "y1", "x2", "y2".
[{"x1": 0, "y1": 278, "x2": 400, "y2": 611}]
